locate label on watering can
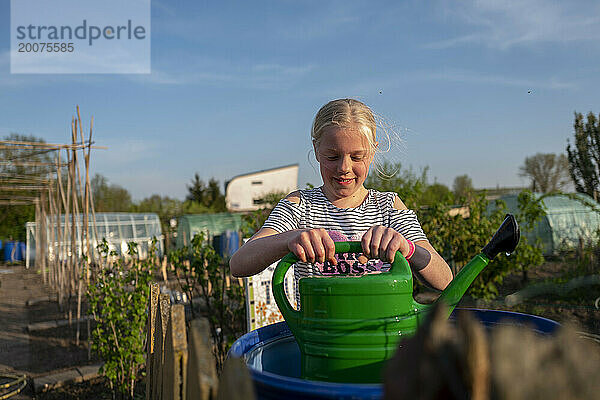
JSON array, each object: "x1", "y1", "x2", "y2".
[
  {"x1": 317, "y1": 255, "x2": 390, "y2": 275},
  {"x1": 315, "y1": 230, "x2": 391, "y2": 276}
]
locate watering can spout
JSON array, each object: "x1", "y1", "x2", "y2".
[
  {"x1": 436, "y1": 214, "x2": 519, "y2": 313},
  {"x1": 481, "y1": 213, "x2": 520, "y2": 259}
]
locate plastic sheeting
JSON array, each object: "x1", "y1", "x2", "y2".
[
  {"x1": 176, "y1": 212, "x2": 242, "y2": 248},
  {"x1": 26, "y1": 213, "x2": 163, "y2": 267},
  {"x1": 492, "y1": 193, "x2": 600, "y2": 255}
]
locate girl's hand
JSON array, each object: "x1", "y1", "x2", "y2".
[
  {"x1": 287, "y1": 228, "x2": 337, "y2": 265},
  {"x1": 361, "y1": 225, "x2": 410, "y2": 262}
]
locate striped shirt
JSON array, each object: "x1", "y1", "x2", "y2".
[{"x1": 263, "y1": 187, "x2": 427, "y2": 305}]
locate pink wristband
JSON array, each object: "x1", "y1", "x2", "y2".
[{"x1": 405, "y1": 239, "x2": 416, "y2": 259}]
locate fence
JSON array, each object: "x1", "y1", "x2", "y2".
[{"x1": 145, "y1": 283, "x2": 255, "y2": 400}]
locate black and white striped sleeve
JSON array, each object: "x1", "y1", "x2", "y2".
[
  {"x1": 262, "y1": 199, "x2": 301, "y2": 233},
  {"x1": 389, "y1": 209, "x2": 428, "y2": 242}
]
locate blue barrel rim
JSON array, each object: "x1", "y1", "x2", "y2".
[
  {"x1": 451, "y1": 307, "x2": 560, "y2": 335},
  {"x1": 230, "y1": 308, "x2": 560, "y2": 399},
  {"x1": 229, "y1": 321, "x2": 382, "y2": 399}
]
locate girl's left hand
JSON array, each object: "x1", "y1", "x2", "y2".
[{"x1": 361, "y1": 225, "x2": 410, "y2": 262}]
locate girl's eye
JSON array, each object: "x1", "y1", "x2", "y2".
[
  {"x1": 326, "y1": 156, "x2": 339, "y2": 161},
  {"x1": 351, "y1": 156, "x2": 365, "y2": 161}
]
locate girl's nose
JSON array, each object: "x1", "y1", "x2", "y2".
[{"x1": 338, "y1": 156, "x2": 352, "y2": 173}]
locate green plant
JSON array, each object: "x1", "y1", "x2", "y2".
[
  {"x1": 418, "y1": 190, "x2": 545, "y2": 300},
  {"x1": 168, "y1": 233, "x2": 246, "y2": 372},
  {"x1": 468, "y1": 191, "x2": 544, "y2": 299},
  {"x1": 87, "y1": 239, "x2": 156, "y2": 399},
  {"x1": 240, "y1": 191, "x2": 286, "y2": 237}
]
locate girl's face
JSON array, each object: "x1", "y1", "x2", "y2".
[{"x1": 315, "y1": 125, "x2": 376, "y2": 205}]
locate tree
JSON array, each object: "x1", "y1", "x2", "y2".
[
  {"x1": 453, "y1": 174, "x2": 473, "y2": 200},
  {"x1": 366, "y1": 161, "x2": 428, "y2": 208},
  {"x1": 132, "y1": 194, "x2": 183, "y2": 232},
  {"x1": 91, "y1": 174, "x2": 132, "y2": 212},
  {"x1": 518, "y1": 153, "x2": 570, "y2": 193},
  {"x1": 423, "y1": 182, "x2": 454, "y2": 205},
  {"x1": 240, "y1": 191, "x2": 286, "y2": 237},
  {"x1": 567, "y1": 112, "x2": 600, "y2": 199},
  {"x1": 186, "y1": 174, "x2": 226, "y2": 212},
  {"x1": 366, "y1": 162, "x2": 454, "y2": 207}
]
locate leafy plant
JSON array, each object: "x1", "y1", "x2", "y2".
[
  {"x1": 168, "y1": 232, "x2": 246, "y2": 372},
  {"x1": 368, "y1": 163, "x2": 546, "y2": 300},
  {"x1": 450, "y1": 190, "x2": 544, "y2": 299},
  {"x1": 87, "y1": 239, "x2": 157, "y2": 399},
  {"x1": 240, "y1": 191, "x2": 286, "y2": 237}
]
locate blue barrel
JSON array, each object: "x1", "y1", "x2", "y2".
[
  {"x1": 18, "y1": 242, "x2": 26, "y2": 261},
  {"x1": 229, "y1": 308, "x2": 559, "y2": 400},
  {"x1": 3, "y1": 241, "x2": 16, "y2": 262},
  {"x1": 213, "y1": 231, "x2": 240, "y2": 259},
  {"x1": 223, "y1": 230, "x2": 240, "y2": 257}
]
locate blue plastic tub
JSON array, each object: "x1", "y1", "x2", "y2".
[
  {"x1": 3, "y1": 241, "x2": 17, "y2": 262},
  {"x1": 18, "y1": 242, "x2": 26, "y2": 261},
  {"x1": 229, "y1": 308, "x2": 560, "y2": 400}
]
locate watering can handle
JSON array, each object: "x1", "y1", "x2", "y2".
[{"x1": 272, "y1": 241, "x2": 410, "y2": 330}]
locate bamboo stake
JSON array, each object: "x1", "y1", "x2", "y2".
[
  {"x1": 48, "y1": 185, "x2": 60, "y2": 292},
  {"x1": 56, "y1": 152, "x2": 68, "y2": 307},
  {"x1": 46, "y1": 187, "x2": 54, "y2": 288},
  {"x1": 68, "y1": 119, "x2": 78, "y2": 323},
  {"x1": 0, "y1": 161, "x2": 69, "y2": 167},
  {"x1": 35, "y1": 198, "x2": 43, "y2": 283},
  {"x1": 39, "y1": 190, "x2": 48, "y2": 287},
  {"x1": 0, "y1": 185, "x2": 49, "y2": 191},
  {"x1": 0, "y1": 140, "x2": 106, "y2": 149},
  {"x1": 62, "y1": 148, "x2": 72, "y2": 310},
  {"x1": 73, "y1": 109, "x2": 85, "y2": 345}
]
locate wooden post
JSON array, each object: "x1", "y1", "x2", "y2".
[
  {"x1": 146, "y1": 283, "x2": 160, "y2": 400},
  {"x1": 216, "y1": 357, "x2": 256, "y2": 400},
  {"x1": 150, "y1": 293, "x2": 172, "y2": 400},
  {"x1": 162, "y1": 304, "x2": 188, "y2": 400},
  {"x1": 34, "y1": 198, "x2": 41, "y2": 275},
  {"x1": 186, "y1": 318, "x2": 218, "y2": 400}
]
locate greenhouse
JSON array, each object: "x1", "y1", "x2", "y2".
[
  {"x1": 176, "y1": 212, "x2": 243, "y2": 248},
  {"x1": 25, "y1": 213, "x2": 164, "y2": 268},
  {"x1": 492, "y1": 193, "x2": 600, "y2": 255}
]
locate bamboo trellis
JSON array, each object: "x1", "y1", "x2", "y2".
[{"x1": 1, "y1": 106, "x2": 105, "y2": 345}]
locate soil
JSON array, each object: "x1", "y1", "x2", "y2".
[
  {"x1": 1, "y1": 256, "x2": 599, "y2": 399},
  {"x1": 33, "y1": 376, "x2": 145, "y2": 400},
  {"x1": 459, "y1": 257, "x2": 600, "y2": 335},
  {"x1": 0, "y1": 263, "x2": 98, "y2": 399}
]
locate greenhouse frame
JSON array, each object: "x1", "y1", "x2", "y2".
[
  {"x1": 493, "y1": 193, "x2": 600, "y2": 255},
  {"x1": 26, "y1": 213, "x2": 164, "y2": 268}
]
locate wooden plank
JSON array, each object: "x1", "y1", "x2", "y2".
[
  {"x1": 161, "y1": 304, "x2": 188, "y2": 400},
  {"x1": 145, "y1": 283, "x2": 160, "y2": 400},
  {"x1": 216, "y1": 357, "x2": 256, "y2": 400},
  {"x1": 150, "y1": 293, "x2": 171, "y2": 400},
  {"x1": 186, "y1": 318, "x2": 218, "y2": 400}
]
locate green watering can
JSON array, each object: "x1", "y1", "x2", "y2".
[{"x1": 272, "y1": 214, "x2": 519, "y2": 383}]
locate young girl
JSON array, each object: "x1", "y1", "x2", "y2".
[{"x1": 230, "y1": 98, "x2": 452, "y2": 293}]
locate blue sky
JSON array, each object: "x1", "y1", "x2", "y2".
[{"x1": 1, "y1": 0, "x2": 599, "y2": 200}]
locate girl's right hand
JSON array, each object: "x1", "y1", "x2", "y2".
[{"x1": 287, "y1": 228, "x2": 337, "y2": 265}]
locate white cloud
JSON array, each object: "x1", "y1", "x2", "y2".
[
  {"x1": 427, "y1": 0, "x2": 600, "y2": 49},
  {"x1": 130, "y1": 60, "x2": 315, "y2": 89}
]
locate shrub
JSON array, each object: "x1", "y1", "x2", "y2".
[
  {"x1": 87, "y1": 239, "x2": 157, "y2": 399},
  {"x1": 168, "y1": 233, "x2": 246, "y2": 372}
]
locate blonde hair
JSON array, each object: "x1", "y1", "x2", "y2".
[{"x1": 311, "y1": 98, "x2": 377, "y2": 154}]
